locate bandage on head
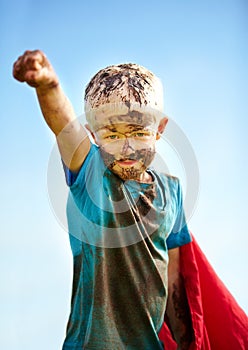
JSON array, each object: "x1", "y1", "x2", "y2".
[{"x1": 84, "y1": 63, "x2": 164, "y2": 132}]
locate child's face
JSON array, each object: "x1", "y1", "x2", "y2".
[{"x1": 94, "y1": 122, "x2": 158, "y2": 181}]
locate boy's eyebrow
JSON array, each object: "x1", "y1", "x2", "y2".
[
  {"x1": 98, "y1": 124, "x2": 149, "y2": 133},
  {"x1": 98, "y1": 125, "x2": 117, "y2": 132}
]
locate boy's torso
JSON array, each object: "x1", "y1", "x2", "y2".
[{"x1": 62, "y1": 145, "x2": 189, "y2": 350}]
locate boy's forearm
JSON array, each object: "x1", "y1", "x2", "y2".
[
  {"x1": 166, "y1": 248, "x2": 193, "y2": 349},
  {"x1": 36, "y1": 84, "x2": 90, "y2": 170},
  {"x1": 13, "y1": 50, "x2": 90, "y2": 170},
  {"x1": 166, "y1": 274, "x2": 193, "y2": 350},
  {"x1": 36, "y1": 83, "x2": 78, "y2": 136}
]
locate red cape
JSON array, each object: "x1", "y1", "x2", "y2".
[{"x1": 159, "y1": 235, "x2": 248, "y2": 350}]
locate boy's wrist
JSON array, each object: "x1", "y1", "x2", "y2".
[{"x1": 36, "y1": 80, "x2": 60, "y2": 95}]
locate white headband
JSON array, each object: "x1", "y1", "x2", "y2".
[{"x1": 84, "y1": 63, "x2": 164, "y2": 131}]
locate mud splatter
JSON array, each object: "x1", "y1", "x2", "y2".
[
  {"x1": 84, "y1": 63, "x2": 159, "y2": 109},
  {"x1": 99, "y1": 147, "x2": 156, "y2": 181}
]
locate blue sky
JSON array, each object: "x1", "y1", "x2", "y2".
[{"x1": 1, "y1": 0, "x2": 247, "y2": 349}]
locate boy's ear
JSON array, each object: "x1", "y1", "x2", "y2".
[{"x1": 156, "y1": 117, "x2": 168, "y2": 140}]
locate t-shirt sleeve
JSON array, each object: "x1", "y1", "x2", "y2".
[
  {"x1": 62, "y1": 143, "x2": 98, "y2": 187},
  {"x1": 166, "y1": 179, "x2": 192, "y2": 249}
]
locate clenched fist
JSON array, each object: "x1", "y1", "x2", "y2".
[{"x1": 13, "y1": 50, "x2": 59, "y2": 90}]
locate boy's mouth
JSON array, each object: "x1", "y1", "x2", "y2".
[{"x1": 116, "y1": 159, "x2": 138, "y2": 167}]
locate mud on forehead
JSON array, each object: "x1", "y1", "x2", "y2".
[
  {"x1": 98, "y1": 123, "x2": 150, "y2": 134},
  {"x1": 86, "y1": 103, "x2": 163, "y2": 132},
  {"x1": 95, "y1": 113, "x2": 157, "y2": 132}
]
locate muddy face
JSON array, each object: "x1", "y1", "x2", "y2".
[
  {"x1": 95, "y1": 123, "x2": 157, "y2": 181},
  {"x1": 100, "y1": 146, "x2": 156, "y2": 181}
]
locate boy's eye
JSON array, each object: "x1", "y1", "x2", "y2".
[
  {"x1": 132, "y1": 131, "x2": 152, "y2": 138},
  {"x1": 135, "y1": 132, "x2": 145, "y2": 137},
  {"x1": 101, "y1": 130, "x2": 154, "y2": 141},
  {"x1": 105, "y1": 134, "x2": 120, "y2": 140}
]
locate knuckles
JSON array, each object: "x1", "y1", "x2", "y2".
[
  {"x1": 12, "y1": 49, "x2": 57, "y2": 88},
  {"x1": 13, "y1": 49, "x2": 45, "y2": 81},
  {"x1": 15, "y1": 49, "x2": 45, "y2": 67}
]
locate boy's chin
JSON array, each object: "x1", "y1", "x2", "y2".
[{"x1": 109, "y1": 162, "x2": 147, "y2": 181}]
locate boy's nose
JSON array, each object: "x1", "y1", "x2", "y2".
[{"x1": 120, "y1": 138, "x2": 135, "y2": 157}]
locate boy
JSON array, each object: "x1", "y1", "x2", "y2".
[{"x1": 13, "y1": 50, "x2": 193, "y2": 349}]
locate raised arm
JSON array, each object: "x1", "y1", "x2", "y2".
[
  {"x1": 13, "y1": 50, "x2": 90, "y2": 171},
  {"x1": 166, "y1": 247, "x2": 194, "y2": 350}
]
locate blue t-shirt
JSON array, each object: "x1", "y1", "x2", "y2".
[{"x1": 62, "y1": 144, "x2": 191, "y2": 350}]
